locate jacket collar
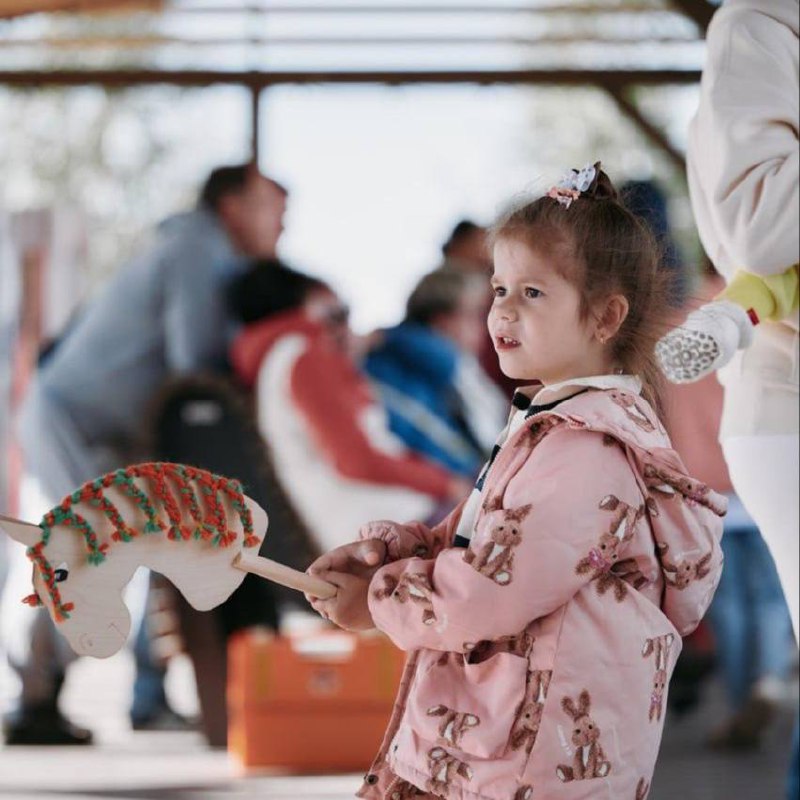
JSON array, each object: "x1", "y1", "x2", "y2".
[{"x1": 512, "y1": 374, "x2": 642, "y2": 412}]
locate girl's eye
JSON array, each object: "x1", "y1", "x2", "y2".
[
  {"x1": 525, "y1": 287, "x2": 543, "y2": 299},
  {"x1": 492, "y1": 286, "x2": 506, "y2": 297}
]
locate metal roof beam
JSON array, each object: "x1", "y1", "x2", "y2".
[{"x1": 0, "y1": 67, "x2": 702, "y2": 89}]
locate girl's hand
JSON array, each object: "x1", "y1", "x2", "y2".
[
  {"x1": 307, "y1": 539, "x2": 387, "y2": 579},
  {"x1": 308, "y1": 571, "x2": 375, "y2": 632}
]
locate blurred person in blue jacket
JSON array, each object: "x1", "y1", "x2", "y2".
[
  {"x1": 4, "y1": 164, "x2": 287, "y2": 746},
  {"x1": 365, "y1": 268, "x2": 507, "y2": 479}
]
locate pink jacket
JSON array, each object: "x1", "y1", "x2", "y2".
[{"x1": 356, "y1": 387, "x2": 726, "y2": 800}]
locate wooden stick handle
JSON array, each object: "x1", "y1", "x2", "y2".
[
  {"x1": 0, "y1": 513, "x2": 40, "y2": 531},
  {"x1": 233, "y1": 551, "x2": 337, "y2": 600}
]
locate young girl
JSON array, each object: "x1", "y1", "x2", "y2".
[{"x1": 307, "y1": 164, "x2": 726, "y2": 799}]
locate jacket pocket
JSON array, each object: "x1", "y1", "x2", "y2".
[{"x1": 406, "y1": 651, "x2": 529, "y2": 759}]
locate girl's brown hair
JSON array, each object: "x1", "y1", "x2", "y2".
[{"x1": 490, "y1": 165, "x2": 671, "y2": 413}]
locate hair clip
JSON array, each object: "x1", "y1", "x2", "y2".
[
  {"x1": 547, "y1": 162, "x2": 600, "y2": 208},
  {"x1": 547, "y1": 186, "x2": 581, "y2": 209}
]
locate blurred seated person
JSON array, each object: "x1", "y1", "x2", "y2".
[
  {"x1": 364, "y1": 268, "x2": 507, "y2": 478},
  {"x1": 440, "y1": 219, "x2": 493, "y2": 275},
  {"x1": 229, "y1": 267, "x2": 471, "y2": 553},
  {"x1": 664, "y1": 266, "x2": 794, "y2": 750},
  {"x1": 439, "y1": 220, "x2": 517, "y2": 397}
]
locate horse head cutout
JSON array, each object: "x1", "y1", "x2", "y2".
[{"x1": 1, "y1": 463, "x2": 268, "y2": 659}]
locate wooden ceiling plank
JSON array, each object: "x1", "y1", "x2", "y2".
[
  {"x1": 0, "y1": 2, "x2": 694, "y2": 19},
  {"x1": 0, "y1": 34, "x2": 701, "y2": 49},
  {"x1": 0, "y1": 0, "x2": 160, "y2": 19}
]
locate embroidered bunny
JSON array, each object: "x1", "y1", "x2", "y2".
[
  {"x1": 643, "y1": 462, "x2": 717, "y2": 508},
  {"x1": 642, "y1": 634, "x2": 675, "y2": 722},
  {"x1": 373, "y1": 571, "x2": 436, "y2": 625},
  {"x1": 608, "y1": 390, "x2": 656, "y2": 432},
  {"x1": 510, "y1": 670, "x2": 552, "y2": 754},
  {"x1": 513, "y1": 415, "x2": 564, "y2": 450},
  {"x1": 556, "y1": 690, "x2": 612, "y2": 782},
  {"x1": 426, "y1": 705, "x2": 481, "y2": 748},
  {"x1": 575, "y1": 495, "x2": 643, "y2": 601},
  {"x1": 657, "y1": 542, "x2": 713, "y2": 590},
  {"x1": 464, "y1": 630, "x2": 535, "y2": 664},
  {"x1": 427, "y1": 747, "x2": 473, "y2": 795},
  {"x1": 464, "y1": 504, "x2": 532, "y2": 585},
  {"x1": 612, "y1": 557, "x2": 649, "y2": 591},
  {"x1": 388, "y1": 779, "x2": 424, "y2": 799}
]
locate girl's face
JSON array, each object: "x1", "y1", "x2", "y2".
[{"x1": 489, "y1": 238, "x2": 610, "y2": 384}]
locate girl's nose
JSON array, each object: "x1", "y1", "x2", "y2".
[{"x1": 495, "y1": 298, "x2": 517, "y2": 321}]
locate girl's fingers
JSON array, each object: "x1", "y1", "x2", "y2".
[{"x1": 308, "y1": 540, "x2": 386, "y2": 577}]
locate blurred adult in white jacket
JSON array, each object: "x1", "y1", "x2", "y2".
[{"x1": 688, "y1": 0, "x2": 799, "y2": 645}]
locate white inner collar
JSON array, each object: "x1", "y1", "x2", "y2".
[{"x1": 519, "y1": 374, "x2": 642, "y2": 409}]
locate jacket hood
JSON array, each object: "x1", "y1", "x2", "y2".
[
  {"x1": 717, "y1": 0, "x2": 799, "y2": 35},
  {"x1": 551, "y1": 389, "x2": 726, "y2": 636},
  {"x1": 230, "y1": 310, "x2": 324, "y2": 389}
]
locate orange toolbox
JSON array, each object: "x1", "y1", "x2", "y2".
[{"x1": 227, "y1": 628, "x2": 406, "y2": 772}]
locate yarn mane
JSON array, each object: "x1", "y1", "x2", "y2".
[{"x1": 23, "y1": 463, "x2": 259, "y2": 621}]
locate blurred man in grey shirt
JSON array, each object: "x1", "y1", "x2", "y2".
[{"x1": 5, "y1": 164, "x2": 286, "y2": 745}]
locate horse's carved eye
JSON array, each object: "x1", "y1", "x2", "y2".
[{"x1": 54, "y1": 563, "x2": 69, "y2": 583}]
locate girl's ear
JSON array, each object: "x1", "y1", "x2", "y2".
[
  {"x1": 0, "y1": 515, "x2": 42, "y2": 548},
  {"x1": 595, "y1": 293, "x2": 629, "y2": 342}
]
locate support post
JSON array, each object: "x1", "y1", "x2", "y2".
[
  {"x1": 603, "y1": 85, "x2": 686, "y2": 174},
  {"x1": 250, "y1": 85, "x2": 261, "y2": 165}
]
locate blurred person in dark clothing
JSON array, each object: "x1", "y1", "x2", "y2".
[{"x1": 621, "y1": 179, "x2": 686, "y2": 308}]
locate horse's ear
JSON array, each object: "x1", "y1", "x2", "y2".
[
  {"x1": 243, "y1": 496, "x2": 268, "y2": 546},
  {"x1": 0, "y1": 515, "x2": 42, "y2": 548}
]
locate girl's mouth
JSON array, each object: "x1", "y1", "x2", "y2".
[{"x1": 495, "y1": 336, "x2": 521, "y2": 350}]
